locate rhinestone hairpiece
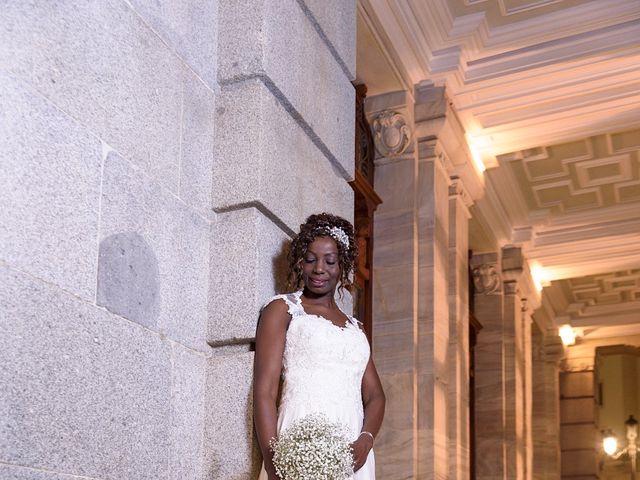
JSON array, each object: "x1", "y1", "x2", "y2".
[{"x1": 328, "y1": 226, "x2": 349, "y2": 249}]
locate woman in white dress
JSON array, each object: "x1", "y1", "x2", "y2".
[{"x1": 254, "y1": 213, "x2": 385, "y2": 479}]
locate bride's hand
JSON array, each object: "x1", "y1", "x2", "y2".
[{"x1": 350, "y1": 434, "x2": 374, "y2": 472}]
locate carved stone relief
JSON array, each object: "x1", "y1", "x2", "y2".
[
  {"x1": 472, "y1": 264, "x2": 501, "y2": 295},
  {"x1": 372, "y1": 111, "x2": 411, "y2": 157}
]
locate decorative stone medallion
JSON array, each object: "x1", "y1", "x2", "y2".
[
  {"x1": 372, "y1": 111, "x2": 411, "y2": 157},
  {"x1": 472, "y1": 264, "x2": 501, "y2": 295}
]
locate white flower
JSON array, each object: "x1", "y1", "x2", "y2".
[{"x1": 270, "y1": 413, "x2": 354, "y2": 480}]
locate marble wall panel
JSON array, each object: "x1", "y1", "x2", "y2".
[
  {"x1": 376, "y1": 372, "x2": 415, "y2": 480},
  {"x1": 374, "y1": 158, "x2": 416, "y2": 213},
  {"x1": 560, "y1": 371, "x2": 595, "y2": 398},
  {"x1": 560, "y1": 398, "x2": 595, "y2": 424},
  {"x1": 560, "y1": 424, "x2": 599, "y2": 451},
  {"x1": 561, "y1": 450, "x2": 598, "y2": 476}
]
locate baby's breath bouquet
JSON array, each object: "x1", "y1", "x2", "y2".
[{"x1": 270, "y1": 413, "x2": 354, "y2": 480}]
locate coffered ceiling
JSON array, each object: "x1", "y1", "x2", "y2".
[
  {"x1": 357, "y1": 0, "x2": 640, "y2": 335},
  {"x1": 540, "y1": 269, "x2": 640, "y2": 339}
]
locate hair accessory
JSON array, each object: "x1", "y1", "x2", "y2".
[{"x1": 328, "y1": 226, "x2": 350, "y2": 249}]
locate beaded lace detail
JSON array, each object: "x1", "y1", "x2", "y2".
[{"x1": 263, "y1": 291, "x2": 370, "y2": 424}]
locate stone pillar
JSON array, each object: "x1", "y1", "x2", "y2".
[
  {"x1": 370, "y1": 90, "x2": 417, "y2": 480},
  {"x1": 448, "y1": 178, "x2": 473, "y2": 480},
  {"x1": 522, "y1": 301, "x2": 534, "y2": 480},
  {"x1": 532, "y1": 329, "x2": 563, "y2": 480},
  {"x1": 472, "y1": 252, "x2": 507, "y2": 480},
  {"x1": 413, "y1": 86, "x2": 454, "y2": 480},
  {"x1": 502, "y1": 246, "x2": 526, "y2": 480}
]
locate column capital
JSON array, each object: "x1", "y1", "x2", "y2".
[{"x1": 412, "y1": 84, "x2": 485, "y2": 201}]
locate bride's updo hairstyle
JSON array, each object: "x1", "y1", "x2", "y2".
[{"x1": 287, "y1": 212, "x2": 357, "y2": 295}]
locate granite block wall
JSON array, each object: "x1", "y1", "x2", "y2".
[{"x1": 1, "y1": 1, "x2": 356, "y2": 479}]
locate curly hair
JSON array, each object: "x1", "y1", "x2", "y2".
[{"x1": 287, "y1": 212, "x2": 357, "y2": 295}]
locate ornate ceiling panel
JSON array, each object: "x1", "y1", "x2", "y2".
[
  {"x1": 541, "y1": 269, "x2": 640, "y2": 338},
  {"x1": 496, "y1": 129, "x2": 640, "y2": 215}
]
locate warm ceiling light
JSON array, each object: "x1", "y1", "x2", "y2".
[
  {"x1": 466, "y1": 134, "x2": 489, "y2": 174},
  {"x1": 559, "y1": 324, "x2": 577, "y2": 346},
  {"x1": 530, "y1": 262, "x2": 549, "y2": 292}
]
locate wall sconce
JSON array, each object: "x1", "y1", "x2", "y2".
[{"x1": 603, "y1": 415, "x2": 638, "y2": 479}]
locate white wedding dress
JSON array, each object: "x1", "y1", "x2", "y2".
[{"x1": 257, "y1": 291, "x2": 375, "y2": 479}]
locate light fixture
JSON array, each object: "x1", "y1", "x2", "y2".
[
  {"x1": 603, "y1": 431, "x2": 618, "y2": 456},
  {"x1": 603, "y1": 415, "x2": 638, "y2": 479},
  {"x1": 559, "y1": 324, "x2": 577, "y2": 346}
]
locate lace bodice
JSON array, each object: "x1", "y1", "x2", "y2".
[
  {"x1": 257, "y1": 291, "x2": 377, "y2": 479},
  {"x1": 266, "y1": 291, "x2": 371, "y2": 422}
]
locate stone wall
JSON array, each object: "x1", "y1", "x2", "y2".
[{"x1": 1, "y1": 1, "x2": 356, "y2": 479}]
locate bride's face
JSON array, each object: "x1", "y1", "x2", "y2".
[{"x1": 301, "y1": 236, "x2": 341, "y2": 295}]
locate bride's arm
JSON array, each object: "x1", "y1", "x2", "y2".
[
  {"x1": 352, "y1": 357, "x2": 386, "y2": 472},
  {"x1": 253, "y1": 300, "x2": 289, "y2": 480}
]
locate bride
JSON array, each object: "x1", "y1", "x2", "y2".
[{"x1": 253, "y1": 213, "x2": 386, "y2": 479}]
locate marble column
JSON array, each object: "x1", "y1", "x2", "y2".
[
  {"x1": 532, "y1": 328, "x2": 563, "y2": 480},
  {"x1": 471, "y1": 252, "x2": 507, "y2": 480},
  {"x1": 414, "y1": 85, "x2": 453, "y2": 480},
  {"x1": 448, "y1": 178, "x2": 473, "y2": 480},
  {"x1": 370, "y1": 90, "x2": 418, "y2": 480},
  {"x1": 522, "y1": 301, "x2": 534, "y2": 480}
]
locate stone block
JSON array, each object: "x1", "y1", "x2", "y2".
[
  {"x1": 218, "y1": 0, "x2": 355, "y2": 178},
  {"x1": 0, "y1": 266, "x2": 171, "y2": 480},
  {"x1": 213, "y1": 78, "x2": 354, "y2": 232},
  {"x1": 560, "y1": 424, "x2": 598, "y2": 451},
  {"x1": 374, "y1": 210, "x2": 415, "y2": 268},
  {"x1": 560, "y1": 398, "x2": 595, "y2": 424},
  {"x1": 0, "y1": 2, "x2": 35, "y2": 78},
  {"x1": 297, "y1": 0, "x2": 356, "y2": 78},
  {"x1": 204, "y1": 352, "x2": 260, "y2": 479},
  {"x1": 127, "y1": 0, "x2": 218, "y2": 88},
  {"x1": 0, "y1": 465, "x2": 78, "y2": 480},
  {"x1": 28, "y1": 0, "x2": 183, "y2": 191},
  {"x1": 561, "y1": 450, "x2": 597, "y2": 476},
  {"x1": 0, "y1": 74, "x2": 101, "y2": 300},
  {"x1": 180, "y1": 70, "x2": 216, "y2": 215},
  {"x1": 170, "y1": 343, "x2": 208, "y2": 480},
  {"x1": 376, "y1": 373, "x2": 415, "y2": 479},
  {"x1": 560, "y1": 371, "x2": 594, "y2": 397},
  {"x1": 98, "y1": 151, "x2": 210, "y2": 351},
  {"x1": 209, "y1": 207, "x2": 289, "y2": 344}
]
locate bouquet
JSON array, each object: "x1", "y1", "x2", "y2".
[{"x1": 270, "y1": 413, "x2": 354, "y2": 480}]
